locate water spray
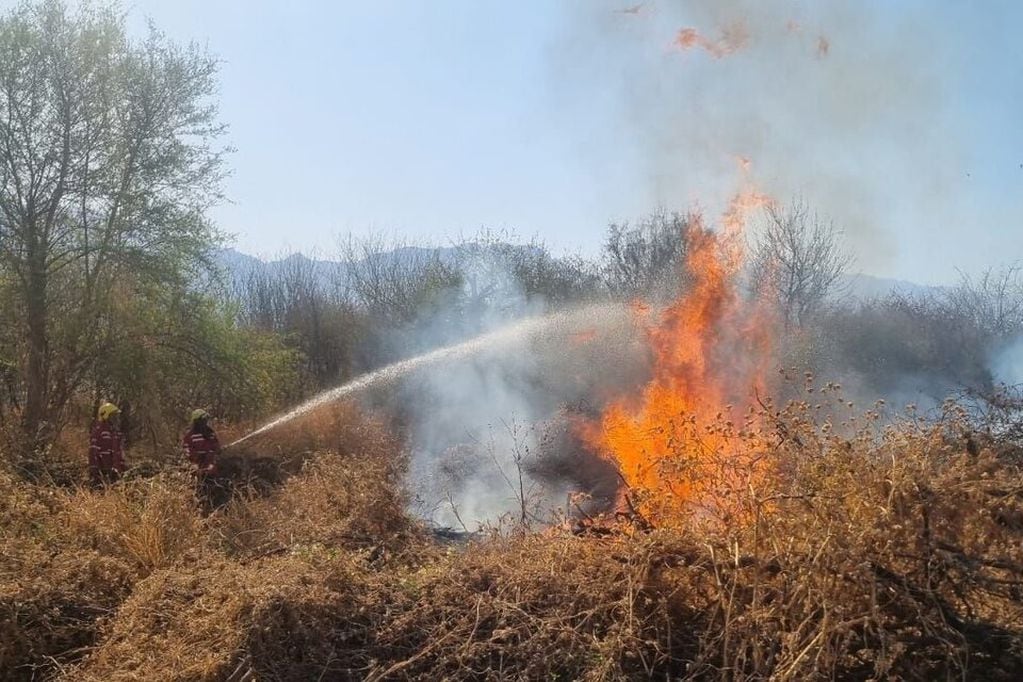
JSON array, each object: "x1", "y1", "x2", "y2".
[{"x1": 228, "y1": 303, "x2": 622, "y2": 447}]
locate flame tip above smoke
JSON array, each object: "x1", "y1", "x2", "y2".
[
  {"x1": 669, "y1": 18, "x2": 833, "y2": 62},
  {"x1": 672, "y1": 19, "x2": 750, "y2": 59}
]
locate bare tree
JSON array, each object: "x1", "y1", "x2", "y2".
[
  {"x1": 944, "y1": 264, "x2": 1023, "y2": 339},
  {"x1": 339, "y1": 235, "x2": 461, "y2": 327},
  {"x1": 236, "y1": 252, "x2": 358, "y2": 391},
  {"x1": 454, "y1": 230, "x2": 599, "y2": 310},
  {"x1": 601, "y1": 210, "x2": 692, "y2": 299},
  {"x1": 748, "y1": 200, "x2": 852, "y2": 327}
]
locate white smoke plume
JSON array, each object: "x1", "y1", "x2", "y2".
[
  {"x1": 546, "y1": 0, "x2": 978, "y2": 280},
  {"x1": 398, "y1": 297, "x2": 642, "y2": 530},
  {"x1": 993, "y1": 336, "x2": 1023, "y2": 385}
]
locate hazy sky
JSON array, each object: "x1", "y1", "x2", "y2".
[{"x1": 48, "y1": 1, "x2": 1023, "y2": 283}]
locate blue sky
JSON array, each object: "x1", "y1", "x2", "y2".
[{"x1": 64, "y1": 1, "x2": 1023, "y2": 283}]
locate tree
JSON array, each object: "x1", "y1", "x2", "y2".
[
  {"x1": 601, "y1": 210, "x2": 692, "y2": 299},
  {"x1": 236, "y1": 252, "x2": 361, "y2": 391},
  {"x1": 454, "y1": 231, "x2": 599, "y2": 311},
  {"x1": 944, "y1": 264, "x2": 1023, "y2": 340},
  {"x1": 0, "y1": 1, "x2": 227, "y2": 445},
  {"x1": 94, "y1": 283, "x2": 302, "y2": 449},
  {"x1": 339, "y1": 235, "x2": 462, "y2": 329},
  {"x1": 748, "y1": 200, "x2": 851, "y2": 327}
]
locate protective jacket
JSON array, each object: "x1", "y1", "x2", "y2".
[
  {"x1": 89, "y1": 420, "x2": 125, "y2": 479},
  {"x1": 183, "y1": 426, "x2": 220, "y2": 474}
]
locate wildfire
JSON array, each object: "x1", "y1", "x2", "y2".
[{"x1": 580, "y1": 191, "x2": 775, "y2": 526}]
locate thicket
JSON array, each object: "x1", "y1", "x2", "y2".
[{"x1": 1, "y1": 391, "x2": 1021, "y2": 680}]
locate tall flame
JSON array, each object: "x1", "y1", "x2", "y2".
[{"x1": 581, "y1": 191, "x2": 775, "y2": 525}]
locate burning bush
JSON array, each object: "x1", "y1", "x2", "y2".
[
  {"x1": 667, "y1": 397, "x2": 1023, "y2": 679},
  {"x1": 378, "y1": 399, "x2": 1022, "y2": 679}
]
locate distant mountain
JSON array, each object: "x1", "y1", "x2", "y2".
[
  {"x1": 216, "y1": 248, "x2": 938, "y2": 302},
  {"x1": 215, "y1": 248, "x2": 264, "y2": 281},
  {"x1": 214, "y1": 246, "x2": 468, "y2": 292},
  {"x1": 838, "y1": 273, "x2": 939, "y2": 301}
]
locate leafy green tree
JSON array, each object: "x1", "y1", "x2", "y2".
[
  {"x1": 93, "y1": 283, "x2": 302, "y2": 449},
  {"x1": 0, "y1": 1, "x2": 228, "y2": 445}
]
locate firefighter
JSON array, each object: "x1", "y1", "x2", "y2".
[
  {"x1": 183, "y1": 408, "x2": 225, "y2": 511},
  {"x1": 89, "y1": 402, "x2": 125, "y2": 486},
  {"x1": 182, "y1": 408, "x2": 221, "y2": 476}
]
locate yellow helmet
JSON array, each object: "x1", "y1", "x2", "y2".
[
  {"x1": 190, "y1": 408, "x2": 210, "y2": 423},
  {"x1": 97, "y1": 402, "x2": 120, "y2": 421}
]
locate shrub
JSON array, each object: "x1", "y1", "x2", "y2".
[
  {"x1": 54, "y1": 475, "x2": 209, "y2": 577},
  {"x1": 0, "y1": 541, "x2": 134, "y2": 680}
]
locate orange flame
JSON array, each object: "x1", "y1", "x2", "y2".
[
  {"x1": 673, "y1": 21, "x2": 749, "y2": 58},
  {"x1": 580, "y1": 192, "x2": 775, "y2": 525}
]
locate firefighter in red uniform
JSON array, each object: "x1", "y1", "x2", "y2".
[
  {"x1": 183, "y1": 408, "x2": 220, "y2": 475},
  {"x1": 183, "y1": 409, "x2": 224, "y2": 510},
  {"x1": 89, "y1": 402, "x2": 125, "y2": 486}
]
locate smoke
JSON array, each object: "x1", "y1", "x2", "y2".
[
  {"x1": 233, "y1": 3, "x2": 1012, "y2": 525},
  {"x1": 380, "y1": 291, "x2": 644, "y2": 530},
  {"x1": 993, "y1": 336, "x2": 1023, "y2": 385},
  {"x1": 547, "y1": 1, "x2": 968, "y2": 279}
]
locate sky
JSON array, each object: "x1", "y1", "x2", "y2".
[{"x1": 38, "y1": 0, "x2": 1023, "y2": 284}]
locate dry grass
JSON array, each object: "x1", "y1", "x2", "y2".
[
  {"x1": 670, "y1": 396, "x2": 1023, "y2": 680},
  {"x1": 214, "y1": 450, "x2": 418, "y2": 562},
  {"x1": 54, "y1": 474, "x2": 209, "y2": 576},
  {"x1": 231, "y1": 402, "x2": 402, "y2": 465},
  {"x1": 214, "y1": 403, "x2": 417, "y2": 562},
  {"x1": 67, "y1": 555, "x2": 382, "y2": 681},
  {"x1": 1, "y1": 395, "x2": 1021, "y2": 680},
  {"x1": 0, "y1": 541, "x2": 135, "y2": 679}
]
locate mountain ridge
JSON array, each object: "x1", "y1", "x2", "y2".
[{"x1": 215, "y1": 247, "x2": 937, "y2": 301}]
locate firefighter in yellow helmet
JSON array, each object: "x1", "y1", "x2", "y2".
[
  {"x1": 89, "y1": 402, "x2": 125, "y2": 486},
  {"x1": 182, "y1": 408, "x2": 224, "y2": 511}
]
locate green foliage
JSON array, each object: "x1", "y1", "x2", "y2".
[
  {"x1": 0, "y1": 0, "x2": 229, "y2": 444},
  {"x1": 90, "y1": 283, "x2": 302, "y2": 445}
]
